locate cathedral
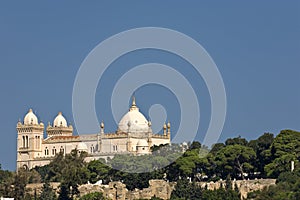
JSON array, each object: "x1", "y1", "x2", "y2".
[{"x1": 16, "y1": 97, "x2": 171, "y2": 170}]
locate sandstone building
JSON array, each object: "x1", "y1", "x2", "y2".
[{"x1": 16, "y1": 97, "x2": 170, "y2": 169}]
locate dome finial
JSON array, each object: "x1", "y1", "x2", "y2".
[
  {"x1": 132, "y1": 95, "x2": 136, "y2": 107},
  {"x1": 129, "y1": 95, "x2": 139, "y2": 111}
]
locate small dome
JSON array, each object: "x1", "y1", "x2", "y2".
[
  {"x1": 137, "y1": 139, "x2": 148, "y2": 147},
  {"x1": 77, "y1": 142, "x2": 88, "y2": 151},
  {"x1": 24, "y1": 109, "x2": 38, "y2": 125},
  {"x1": 53, "y1": 112, "x2": 67, "y2": 127}
]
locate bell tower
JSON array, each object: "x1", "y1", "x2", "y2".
[{"x1": 17, "y1": 109, "x2": 44, "y2": 170}]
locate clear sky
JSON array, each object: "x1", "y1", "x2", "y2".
[{"x1": 0, "y1": 1, "x2": 299, "y2": 170}]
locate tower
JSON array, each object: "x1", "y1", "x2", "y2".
[
  {"x1": 97, "y1": 121, "x2": 104, "y2": 152},
  {"x1": 16, "y1": 109, "x2": 44, "y2": 169},
  {"x1": 167, "y1": 121, "x2": 171, "y2": 139},
  {"x1": 147, "y1": 120, "x2": 153, "y2": 147},
  {"x1": 46, "y1": 112, "x2": 73, "y2": 137},
  {"x1": 163, "y1": 123, "x2": 167, "y2": 136}
]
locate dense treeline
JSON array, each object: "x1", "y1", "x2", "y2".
[{"x1": 0, "y1": 129, "x2": 299, "y2": 199}]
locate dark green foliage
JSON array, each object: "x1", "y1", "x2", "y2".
[
  {"x1": 210, "y1": 143, "x2": 225, "y2": 155},
  {"x1": 248, "y1": 133, "x2": 274, "y2": 177},
  {"x1": 0, "y1": 166, "x2": 14, "y2": 197},
  {"x1": 225, "y1": 174, "x2": 232, "y2": 191},
  {"x1": 79, "y1": 191, "x2": 106, "y2": 200},
  {"x1": 202, "y1": 187, "x2": 240, "y2": 200},
  {"x1": 33, "y1": 165, "x2": 50, "y2": 182},
  {"x1": 58, "y1": 182, "x2": 71, "y2": 200},
  {"x1": 264, "y1": 130, "x2": 300, "y2": 177},
  {"x1": 39, "y1": 181, "x2": 57, "y2": 200},
  {"x1": 1, "y1": 129, "x2": 300, "y2": 199},
  {"x1": 87, "y1": 159, "x2": 110, "y2": 184},
  {"x1": 170, "y1": 179, "x2": 202, "y2": 200},
  {"x1": 225, "y1": 136, "x2": 248, "y2": 146},
  {"x1": 150, "y1": 196, "x2": 163, "y2": 200},
  {"x1": 189, "y1": 141, "x2": 202, "y2": 150},
  {"x1": 247, "y1": 167, "x2": 300, "y2": 199},
  {"x1": 12, "y1": 168, "x2": 28, "y2": 200},
  {"x1": 214, "y1": 144, "x2": 256, "y2": 179}
]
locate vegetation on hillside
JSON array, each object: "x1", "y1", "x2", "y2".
[{"x1": 0, "y1": 129, "x2": 299, "y2": 199}]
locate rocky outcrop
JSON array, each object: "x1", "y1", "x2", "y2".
[
  {"x1": 27, "y1": 178, "x2": 276, "y2": 200},
  {"x1": 197, "y1": 179, "x2": 276, "y2": 199}
]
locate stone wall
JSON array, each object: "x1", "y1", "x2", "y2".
[
  {"x1": 197, "y1": 179, "x2": 276, "y2": 199},
  {"x1": 27, "y1": 178, "x2": 276, "y2": 200}
]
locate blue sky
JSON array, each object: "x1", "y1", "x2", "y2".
[{"x1": 0, "y1": 1, "x2": 299, "y2": 170}]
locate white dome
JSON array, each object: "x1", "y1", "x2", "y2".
[
  {"x1": 53, "y1": 112, "x2": 67, "y2": 127},
  {"x1": 118, "y1": 109, "x2": 149, "y2": 133},
  {"x1": 137, "y1": 139, "x2": 148, "y2": 147},
  {"x1": 118, "y1": 98, "x2": 150, "y2": 133},
  {"x1": 77, "y1": 142, "x2": 88, "y2": 151},
  {"x1": 24, "y1": 109, "x2": 38, "y2": 125}
]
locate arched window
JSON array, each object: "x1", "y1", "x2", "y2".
[
  {"x1": 60, "y1": 146, "x2": 64, "y2": 154},
  {"x1": 90, "y1": 145, "x2": 95, "y2": 153},
  {"x1": 37, "y1": 136, "x2": 40, "y2": 149},
  {"x1": 22, "y1": 136, "x2": 25, "y2": 148},
  {"x1": 52, "y1": 147, "x2": 56, "y2": 155},
  {"x1": 26, "y1": 136, "x2": 29, "y2": 148},
  {"x1": 45, "y1": 147, "x2": 49, "y2": 156}
]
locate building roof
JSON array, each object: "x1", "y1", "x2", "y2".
[
  {"x1": 118, "y1": 97, "x2": 149, "y2": 133},
  {"x1": 24, "y1": 108, "x2": 38, "y2": 125}
]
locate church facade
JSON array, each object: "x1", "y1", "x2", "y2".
[{"x1": 16, "y1": 98, "x2": 171, "y2": 169}]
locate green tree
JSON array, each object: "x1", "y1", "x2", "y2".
[
  {"x1": 48, "y1": 149, "x2": 90, "y2": 199},
  {"x1": 248, "y1": 133, "x2": 274, "y2": 177},
  {"x1": 79, "y1": 192, "x2": 106, "y2": 200},
  {"x1": 12, "y1": 168, "x2": 28, "y2": 200},
  {"x1": 214, "y1": 144, "x2": 256, "y2": 179},
  {"x1": 225, "y1": 136, "x2": 248, "y2": 146},
  {"x1": 170, "y1": 179, "x2": 202, "y2": 200},
  {"x1": 210, "y1": 143, "x2": 225, "y2": 155},
  {"x1": 173, "y1": 148, "x2": 203, "y2": 179},
  {"x1": 0, "y1": 164, "x2": 14, "y2": 197},
  {"x1": 39, "y1": 181, "x2": 57, "y2": 200},
  {"x1": 264, "y1": 130, "x2": 300, "y2": 177},
  {"x1": 87, "y1": 159, "x2": 110, "y2": 184},
  {"x1": 202, "y1": 187, "x2": 240, "y2": 200}
]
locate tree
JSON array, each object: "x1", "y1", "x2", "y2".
[
  {"x1": 202, "y1": 187, "x2": 240, "y2": 200},
  {"x1": 247, "y1": 167, "x2": 300, "y2": 200},
  {"x1": 170, "y1": 179, "x2": 202, "y2": 200},
  {"x1": 34, "y1": 165, "x2": 50, "y2": 182},
  {"x1": 47, "y1": 149, "x2": 89, "y2": 199},
  {"x1": 28, "y1": 169, "x2": 42, "y2": 183},
  {"x1": 248, "y1": 133, "x2": 274, "y2": 177},
  {"x1": 87, "y1": 159, "x2": 110, "y2": 184},
  {"x1": 0, "y1": 164, "x2": 14, "y2": 197},
  {"x1": 39, "y1": 181, "x2": 57, "y2": 200},
  {"x1": 58, "y1": 182, "x2": 71, "y2": 200},
  {"x1": 12, "y1": 168, "x2": 28, "y2": 200},
  {"x1": 210, "y1": 143, "x2": 225, "y2": 155},
  {"x1": 214, "y1": 144, "x2": 256, "y2": 179},
  {"x1": 264, "y1": 130, "x2": 300, "y2": 177},
  {"x1": 80, "y1": 192, "x2": 106, "y2": 200},
  {"x1": 189, "y1": 141, "x2": 202, "y2": 150},
  {"x1": 225, "y1": 136, "x2": 248, "y2": 146}
]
